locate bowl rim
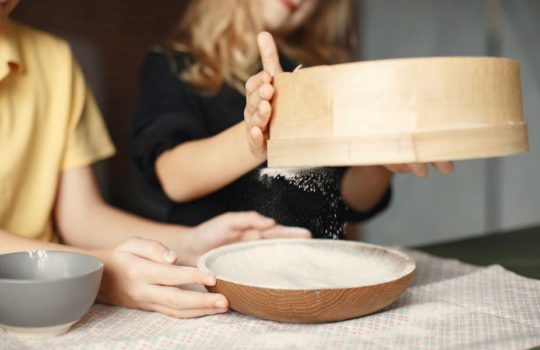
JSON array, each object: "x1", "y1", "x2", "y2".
[
  {"x1": 0, "y1": 250, "x2": 104, "y2": 284},
  {"x1": 197, "y1": 238, "x2": 416, "y2": 291}
]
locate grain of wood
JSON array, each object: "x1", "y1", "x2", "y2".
[
  {"x1": 268, "y1": 57, "x2": 528, "y2": 167},
  {"x1": 198, "y1": 239, "x2": 415, "y2": 323}
]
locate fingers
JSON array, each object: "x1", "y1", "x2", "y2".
[
  {"x1": 245, "y1": 78, "x2": 273, "y2": 128},
  {"x1": 384, "y1": 164, "x2": 410, "y2": 174},
  {"x1": 244, "y1": 30, "x2": 281, "y2": 160},
  {"x1": 218, "y1": 211, "x2": 276, "y2": 231},
  {"x1": 200, "y1": 212, "x2": 311, "y2": 246},
  {"x1": 235, "y1": 225, "x2": 311, "y2": 242},
  {"x1": 107, "y1": 238, "x2": 231, "y2": 320},
  {"x1": 257, "y1": 99, "x2": 273, "y2": 127},
  {"x1": 191, "y1": 212, "x2": 277, "y2": 254},
  {"x1": 136, "y1": 262, "x2": 217, "y2": 287},
  {"x1": 245, "y1": 74, "x2": 273, "y2": 116},
  {"x1": 149, "y1": 304, "x2": 228, "y2": 319},
  {"x1": 432, "y1": 161, "x2": 455, "y2": 175},
  {"x1": 246, "y1": 100, "x2": 272, "y2": 131},
  {"x1": 249, "y1": 126, "x2": 267, "y2": 158},
  {"x1": 245, "y1": 71, "x2": 272, "y2": 95},
  {"x1": 408, "y1": 163, "x2": 429, "y2": 178},
  {"x1": 143, "y1": 285, "x2": 228, "y2": 310},
  {"x1": 385, "y1": 162, "x2": 454, "y2": 177},
  {"x1": 238, "y1": 229, "x2": 264, "y2": 242},
  {"x1": 244, "y1": 71, "x2": 274, "y2": 160},
  {"x1": 260, "y1": 226, "x2": 312, "y2": 239},
  {"x1": 119, "y1": 237, "x2": 177, "y2": 264},
  {"x1": 257, "y1": 31, "x2": 283, "y2": 76}
]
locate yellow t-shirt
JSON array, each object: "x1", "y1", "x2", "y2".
[{"x1": 0, "y1": 20, "x2": 116, "y2": 242}]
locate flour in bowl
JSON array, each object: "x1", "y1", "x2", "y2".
[{"x1": 208, "y1": 243, "x2": 405, "y2": 290}]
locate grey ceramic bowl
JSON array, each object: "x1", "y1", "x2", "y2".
[{"x1": 0, "y1": 250, "x2": 103, "y2": 338}]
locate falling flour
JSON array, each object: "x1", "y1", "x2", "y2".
[
  {"x1": 258, "y1": 167, "x2": 337, "y2": 194},
  {"x1": 209, "y1": 244, "x2": 406, "y2": 290},
  {"x1": 259, "y1": 168, "x2": 305, "y2": 180},
  {"x1": 257, "y1": 167, "x2": 345, "y2": 239}
]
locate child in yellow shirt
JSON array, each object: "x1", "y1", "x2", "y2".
[{"x1": 0, "y1": 0, "x2": 308, "y2": 318}]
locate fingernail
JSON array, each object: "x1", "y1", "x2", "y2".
[
  {"x1": 163, "y1": 250, "x2": 177, "y2": 263},
  {"x1": 206, "y1": 276, "x2": 216, "y2": 285},
  {"x1": 215, "y1": 298, "x2": 227, "y2": 309}
]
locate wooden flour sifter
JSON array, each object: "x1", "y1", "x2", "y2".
[{"x1": 267, "y1": 57, "x2": 529, "y2": 167}]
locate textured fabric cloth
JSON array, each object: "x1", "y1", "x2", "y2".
[
  {"x1": 2, "y1": 250, "x2": 538, "y2": 349},
  {"x1": 131, "y1": 49, "x2": 391, "y2": 239},
  {"x1": 0, "y1": 20, "x2": 115, "y2": 242}
]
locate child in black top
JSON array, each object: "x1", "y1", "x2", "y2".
[{"x1": 132, "y1": 0, "x2": 454, "y2": 239}]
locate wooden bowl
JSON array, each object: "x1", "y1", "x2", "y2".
[
  {"x1": 197, "y1": 239, "x2": 415, "y2": 323},
  {"x1": 267, "y1": 57, "x2": 529, "y2": 167}
]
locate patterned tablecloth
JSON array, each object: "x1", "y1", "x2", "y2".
[{"x1": 1, "y1": 250, "x2": 539, "y2": 350}]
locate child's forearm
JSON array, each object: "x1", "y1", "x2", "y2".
[
  {"x1": 0, "y1": 228, "x2": 93, "y2": 255},
  {"x1": 155, "y1": 121, "x2": 263, "y2": 202},
  {"x1": 54, "y1": 167, "x2": 197, "y2": 265},
  {"x1": 341, "y1": 166, "x2": 392, "y2": 212},
  {"x1": 58, "y1": 200, "x2": 196, "y2": 264}
]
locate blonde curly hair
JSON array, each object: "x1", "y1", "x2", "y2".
[{"x1": 171, "y1": 0, "x2": 358, "y2": 93}]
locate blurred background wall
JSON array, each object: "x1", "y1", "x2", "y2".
[
  {"x1": 359, "y1": 0, "x2": 540, "y2": 246},
  {"x1": 11, "y1": 0, "x2": 539, "y2": 246}
]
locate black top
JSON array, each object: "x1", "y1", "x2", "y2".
[{"x1": 131, "y1": 48, "x2": 391, "y2": 239}]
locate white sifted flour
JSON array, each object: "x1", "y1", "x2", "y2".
[
  {"x1": 258, "y1": 167, "x2": 306, "y2": 180},
  {"x1": 258, "y1": 167, "x2": 335, "y2": 194},
  {"x1": 209, "y1": 244, "x2": 406, "y2": 290}
]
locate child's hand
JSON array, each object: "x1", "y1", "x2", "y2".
[
  {"x1": 186, "y1": 211, "x2": 311, "y2": 267},
  {"x1": 244, "y1": 32, "x2": 283, "y2": 160},
  {"x1": 343, "y1": 162, "x2": 454, "y2": 211},
  {"x1": 97, "y1": 237, "x2": 228, "y2": 318},
  {"x1": 384, "y1": 161, "x2": 454, "y2": 177}
]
